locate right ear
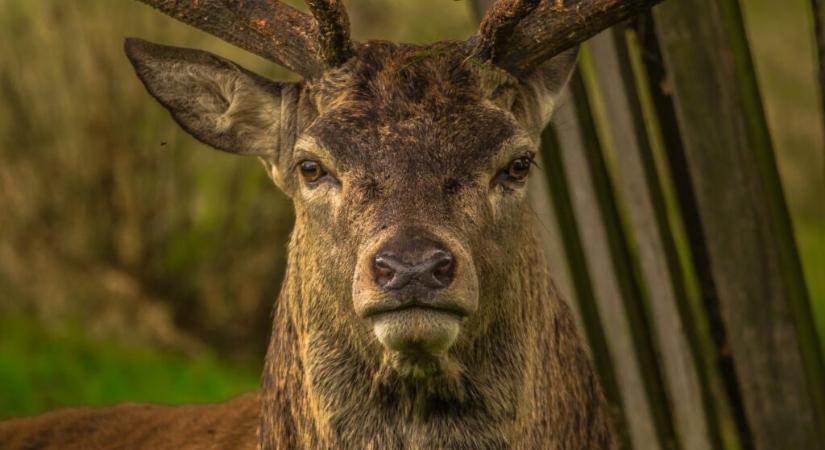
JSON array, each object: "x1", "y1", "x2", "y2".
[{"x1": 124, "y1": 38, "x2": 299, "y2": 190}]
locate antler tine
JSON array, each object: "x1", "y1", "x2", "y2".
[
  {"x1": 305, "y1": 0, "x2": 356, "y2": 67},
  {"x1": 473, "y1": 0, "x2": 666, "y2": 77},
  {"x1": 135, "y1": 0, "x2": 325, "y2": 79},
  {"x1": 472, "y1": 0, "x2": 540, "y2": 63}
]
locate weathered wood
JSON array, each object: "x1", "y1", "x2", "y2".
[
  {"x1": 486, "y1": 0, "x2": 666, "y2": 77},
  {"x1": 553, "y1": 79, "x2": 662, "y2": 450},
  {"x1": 135, "y1": 0, "x2": 323, "y2": 78},
  {"x1": 527, "y1": 155, "x2": 578, "y2": 322},
  {"x1": 653, "y1": 0, "x2": 825, "y2": 448},
  {"x1": 588, "y1": 28, "x2": 719, "y2": 450},
  {"x1": 633, "y1": 15, "x2": 752, "y2": 449},
  {"x1": 539, "y1": 125, "x2": 634, "y2": 450},
  {"x1": 575, "y1": 59, "x2": 687, "y2": 449}
]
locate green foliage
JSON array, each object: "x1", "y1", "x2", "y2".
[{"x1": 0, "y1": 317, "x2": 259, "y2": 420}]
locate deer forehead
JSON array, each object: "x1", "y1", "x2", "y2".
[{"x1": 299, "y1": 41, "x2": 530, "y2": 175}]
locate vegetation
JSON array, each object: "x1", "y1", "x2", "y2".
[{"x1": 0, "y1": 316, "x2": 259, "y2": 420}]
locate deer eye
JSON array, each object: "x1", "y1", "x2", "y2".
[
  {"x1": 299, "y1": 160, "x2": 327, "y2": 183},
  {"x1": 494, "y1": 156, "x2": 534, "y2": 188},
  {"x1": 507, "y1": 157, "x2": 532, "y2": 180}
]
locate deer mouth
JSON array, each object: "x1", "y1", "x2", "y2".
[
  {"x1": 362, "y1": 297, "x2": 469, "y2": 355},
  {"x1": 361, "y1": 299, "x2": 469, "y2": 321}
]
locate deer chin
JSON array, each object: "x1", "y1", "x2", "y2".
[{"x1": 371, "y1": 307, "x2": 463, "y2": 356}]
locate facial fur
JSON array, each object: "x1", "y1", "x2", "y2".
[{"x1": 281, "y1": 41, "x2": 541, "y2": 370}]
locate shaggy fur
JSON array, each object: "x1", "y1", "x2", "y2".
[
  {"x1": 0, "y1": 394, "x2": 259, "y2": 449},
  {"x1": 0, "y1": 38, "x2": 613, "y2": 450}
]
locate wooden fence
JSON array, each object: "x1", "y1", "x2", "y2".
[{"x1": 470, "y1": 1, "x2": 825, "y2": 449}]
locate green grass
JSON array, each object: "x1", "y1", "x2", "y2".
[{"x1": 0, "y1": 317, "x2": 259, "y2": 420}]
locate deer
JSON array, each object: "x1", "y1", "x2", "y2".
[{"x1": 0, "y1": 0, "x2": 665, "y2": 449}]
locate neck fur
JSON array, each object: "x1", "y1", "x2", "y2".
[{"x1": 259, "y1": 233, "x2": 613, "y2": 450}]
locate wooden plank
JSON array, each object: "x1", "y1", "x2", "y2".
[
  {"x1": 528, "y1": 154, "x2": 578, "y2": 321},
  {"x1": 538, "y1": 126, "x2": 633, "y2": 449},
  {"x1": 553, "y1": 80, "x2": 662, "y2": 450},
  {"x1": 579, "y1": 51, "x2": 687, "y2": 449},
  {"x1": 632, "y1": 16, "x2": 750, "y2": 449},
  {"x1": 653, "y1": 0, "x2": 825, "y2": 448},
  {"x1": 587, "y1": 29, "x2": 719, "y2": 450}
]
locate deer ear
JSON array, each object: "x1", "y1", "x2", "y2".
[
  {"x1": 512, "y1": 47, "x2": 579, "y2": 133},
  {"x1": 124, "y1": 38, "x2": 298, "y2": 161}
]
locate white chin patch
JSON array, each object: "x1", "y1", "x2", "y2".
[{"x1": 372, "y1": 308, "x2": 461, "y2": 355}]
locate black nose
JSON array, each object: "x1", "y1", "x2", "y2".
[{"x1": 373, "y1": 232, "x2": 455, "y2": 291}]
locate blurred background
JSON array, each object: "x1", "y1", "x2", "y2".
[{"x1": 0, "y1": 0, "x2": 822, "y2": 420}]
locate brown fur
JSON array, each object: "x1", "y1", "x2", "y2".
[
  {"x1": 0, "y1": 36, "x2": 612, "y2": 449},
  {"x1": 0, "y1": 393, "x2": 258, "y2": 449}
]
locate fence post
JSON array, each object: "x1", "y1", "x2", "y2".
[
  {"x1": 586, "y1": 28, "x2": 720, "y2": 450},
  {"x1": 653, "y1": 0, "x2": 825, "y2": 448},
  {"x1": 552, "y1": 81, "x2": 665, "y2": 450}
]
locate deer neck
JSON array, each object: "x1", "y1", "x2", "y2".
[{"x1": 259, "y1": 230, "x2": 604, "y2": 450}]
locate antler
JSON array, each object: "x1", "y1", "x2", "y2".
[
  {"x1": 134, "y1": 0, "x2": 355, "y2": 79},
  {"x1": 305, "y1": 0, "x2": 356, "y2": 67},
  {"x1": 137, "y1": 0, "x2": 664, "y2": 80},
  {"x1": 473, "y1": 0, "x2": 540, "y2": 63},
  {"x1": 473, "y1": 0, "x2": 666, "y2": 77}
]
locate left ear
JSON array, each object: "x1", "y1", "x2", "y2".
[{"x1": 511, "y1": 47, "x2": 579, "y2": 133}]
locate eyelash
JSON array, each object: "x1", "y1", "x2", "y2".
[
  {"x1": 296, "y1": 159, "x2": 335, "y2": 187},
  {"x1": 493, "y1": 154, "x2": 535, "y2": 187}
]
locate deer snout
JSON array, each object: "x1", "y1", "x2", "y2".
[
  {"x1": 353, "y1": 228, "x2": 479, "y2": 356},
  {"x1": 373, "y1": 248, "x2": 455, "y2": 291}
]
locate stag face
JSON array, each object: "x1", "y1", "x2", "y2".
[
  {"x1": 289, "y1": 42, "x2": 545, "y2": 361},
  {"x1": 125, "y1": 24, "x2": 575, "y2": 376}
]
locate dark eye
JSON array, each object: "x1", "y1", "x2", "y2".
[
  {"x1": 299, "y1": 160, "x2": 327, "y2": 183},
  {"x1": 506, "y1": 157, "x2": 532, "y2": 181}
]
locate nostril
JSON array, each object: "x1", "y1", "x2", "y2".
[
  {"x1": 429, "y1": 252, "x2": 455, "y2": 288},
  {"x1": 370, "y1": 233, "x2": 457, "y2": 291},
  {"x1": 373, "y1": 255, "x2": 397, "y2": 288}
]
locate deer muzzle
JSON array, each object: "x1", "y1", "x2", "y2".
[{"x1": 352, "y1": 227, "x2": 478, "y2": 355}]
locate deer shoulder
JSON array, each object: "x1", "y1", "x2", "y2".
[{"x1": 0, "y1": 393, "x2": 259, "y2": 450}]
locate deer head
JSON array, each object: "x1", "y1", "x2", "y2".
[
  {"x1": 124, "y1": 0, "x2": 657, "y2": 447},
  {"x1": 125, "y1": 0, "x2": 578, "y2": 366}
]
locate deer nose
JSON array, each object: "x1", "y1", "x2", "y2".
[{"x1": 372, "y1": 234, "x2": 455, "y2": 291}]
